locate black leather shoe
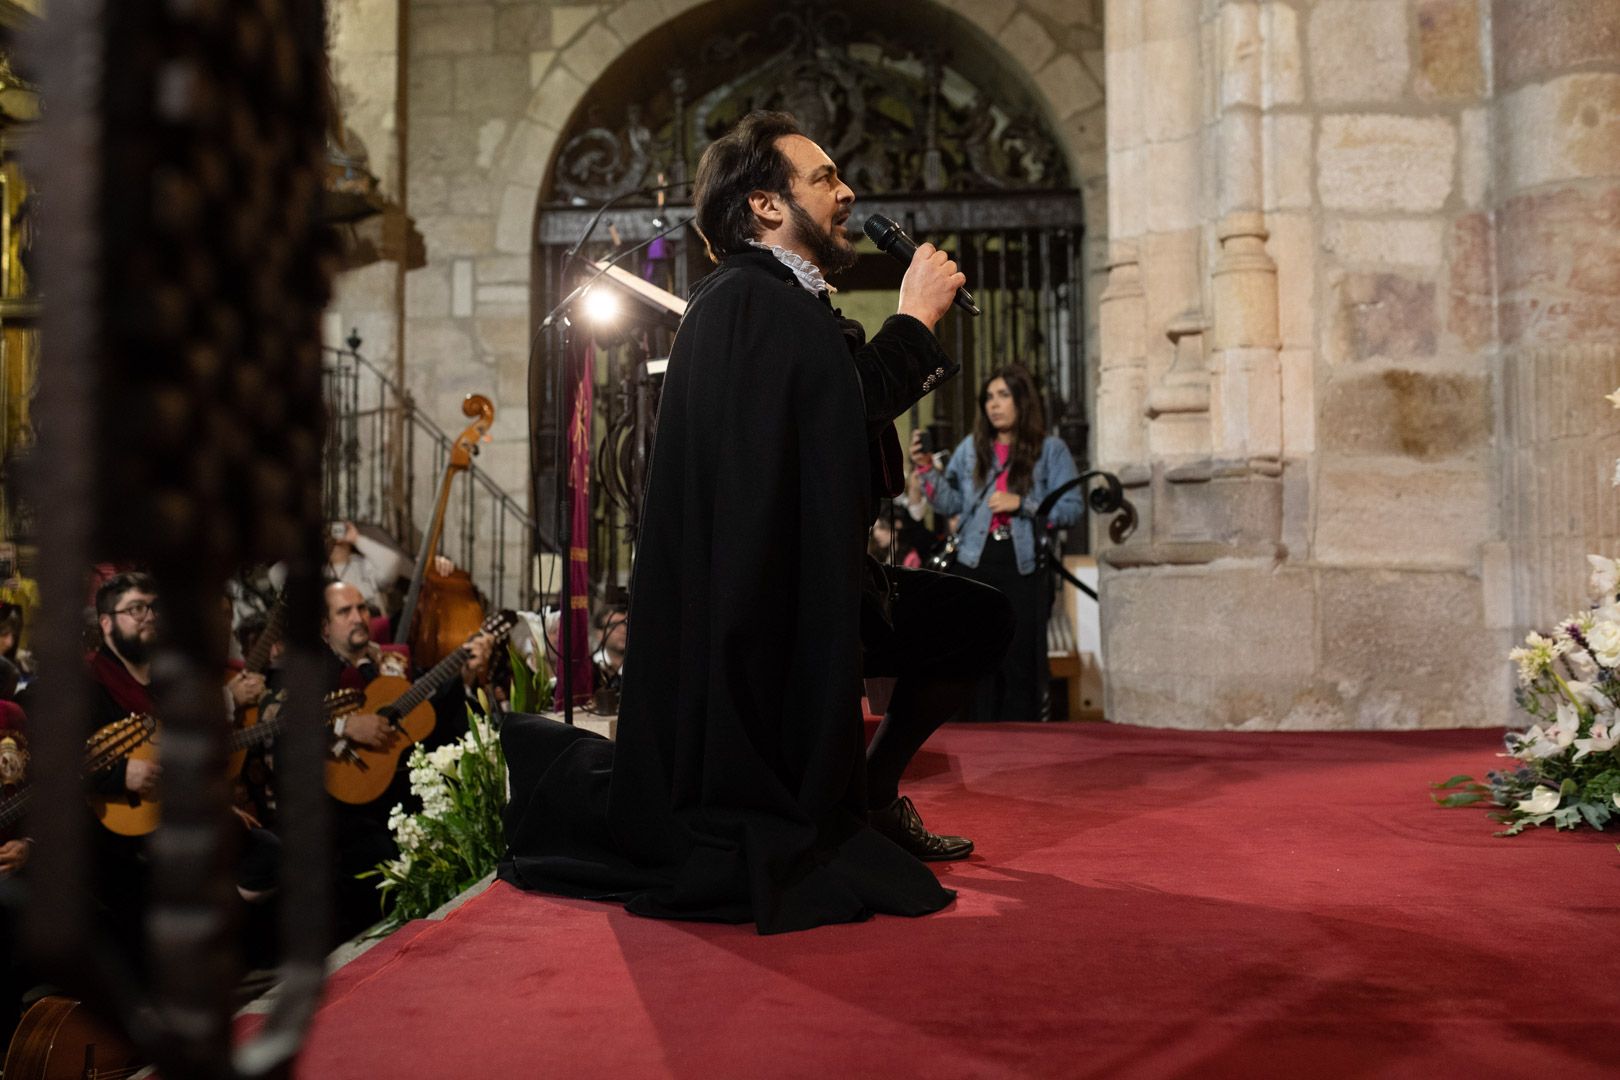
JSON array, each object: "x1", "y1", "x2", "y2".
[{"x1": 870, "y1": 795, "x2": 974, "y2": 861}]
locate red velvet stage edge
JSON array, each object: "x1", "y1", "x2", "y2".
[{"x1": 280, "y1": 725, "x2": 1620, "y2": 1079}]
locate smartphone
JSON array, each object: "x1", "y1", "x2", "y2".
[
  {"x1": 329, "y1": 522, "x2": 348, "y2": 541},
  {"x1": 916, "y1": 430, "x2": 934, "y2": 456}
]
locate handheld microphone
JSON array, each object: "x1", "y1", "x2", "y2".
[{"x1": 863, "y1": 213, "x2": 981, "y2": 318}]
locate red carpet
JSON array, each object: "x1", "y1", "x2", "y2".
[{"x1": 284, "y1": 725, "x2": 1620, "y2": 1078}]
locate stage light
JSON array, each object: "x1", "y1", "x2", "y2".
[{"x1": 582, "y1": 286, "x2": 621, "y2": 326}]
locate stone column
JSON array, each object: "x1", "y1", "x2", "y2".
[
  {"x1": 1138, "y1": 0, "x2": 1210, "y2": 464},
  {"x1": 1493, "y1": 0, "x2": 1620, "y2": 629},
  {"x1": 1097, "y1": 0, "x2": 1149, "y2": 485},
  {"x1": 1209, "y1": 2, "x2": 1282, "y2": 469}
]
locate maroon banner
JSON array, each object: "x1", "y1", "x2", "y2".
[{"x1": 557, "y1": 339, "x2": 595, "y2": 708}]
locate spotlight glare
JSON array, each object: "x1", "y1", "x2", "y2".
[{"x1": 582, "y1": 287, "x2": 621, "y2": 326}]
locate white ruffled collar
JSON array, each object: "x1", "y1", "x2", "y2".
[{"x1": 747, "y1": 240, "x2": 837, "y2": 296}]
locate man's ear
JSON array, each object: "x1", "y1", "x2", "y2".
[
  {"x1": 747, "y1": 189, "x2": 785, "y2": 232},
  {"x1": 98, "y1": 613, "x2": 112, "y2": 638}
]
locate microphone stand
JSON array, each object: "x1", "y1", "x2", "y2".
[{"x1": 528, "y1": 195, "x2": 690, "y2": 726}]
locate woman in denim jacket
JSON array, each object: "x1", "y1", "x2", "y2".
[{"x1": 914, "y1": 365, "x2": 1083, "y2": 721}]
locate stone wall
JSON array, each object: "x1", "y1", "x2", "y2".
[
  {"x1": 1101, "y1": 0, "x2": 1620, "y2": 730},
  {"x1": 325, "y1": 0, "x2": 406, "y2": 399},
  {"x1": 1492, "y1": 0, "x2": 1620, "y2": 632},
  {"x1": 1098, "y1": 0, "x2": 1531, "y2": 730}
]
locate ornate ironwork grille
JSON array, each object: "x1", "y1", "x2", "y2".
[{"x1": 24, "y1": 2, "x2": 336, "y2": 1076}]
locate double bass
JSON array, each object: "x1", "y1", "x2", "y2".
[{"x1": 395, "y1": 394, "x2": 495, "y2": 672}]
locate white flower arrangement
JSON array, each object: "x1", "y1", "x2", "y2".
[
  {"x1": 363, "y1": 701, "x2": 508, "y2": 931},
  {"x1": 1435, "y1": 542, "x2": 1620, "y2": 835}
]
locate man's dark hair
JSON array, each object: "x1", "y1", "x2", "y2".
[
  {"x1": 692, "y1": 110, "x2": 804, "y2": 263},
  {"x1": 95, "y1": 571, "x2": 158, "y2": 618}
]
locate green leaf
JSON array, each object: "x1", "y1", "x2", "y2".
[
  {"x1": 1431, "y1": 775, "x2": 1477, "y2": 789},
  {"x1": 1433, "y1": 791, "x2": 1491, "y2": 808}
]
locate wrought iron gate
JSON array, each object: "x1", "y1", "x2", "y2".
[
  {"x1": 532, "y1": 192, "x2": 1087, "y2": 600},
  {"x1": 528, "y1": 0, "x2": 1092, "y2": 601}
]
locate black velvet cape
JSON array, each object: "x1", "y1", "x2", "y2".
[{"x1": 500, "y1": 250, "x2": 959, "y2": 934}]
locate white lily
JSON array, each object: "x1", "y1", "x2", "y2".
[
  {"x1": 1510, "y1": 725, "x2": 1563, "y2": 760},
  {"x1": 1516, "y1": 786, "x2": 1561, "y2": 815},
  {"x1": 1574, "y1": 719, "x2": 1619, "y2": 760},
  {"x1": 1607, "y1": 388, "x2": 1620, "y2": 410},
  {"x1": 1550, "y1": 702, "x2": 1582, "y2": 747}
]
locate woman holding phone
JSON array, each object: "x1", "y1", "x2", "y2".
[{"x1": 913, "y1": 365, "x2": 1084, "y2": 721}]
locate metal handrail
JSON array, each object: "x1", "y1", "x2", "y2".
[{"x1": 321, "y1": 337, "x2": 536, "y2": 611}]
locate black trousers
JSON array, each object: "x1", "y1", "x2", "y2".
[
  {"x1": 860, "y1": 565, "x2": 1014, "y2": 807},
  {"x1": 950, "y1": 537, "x2": 1050, "y2": 721}
]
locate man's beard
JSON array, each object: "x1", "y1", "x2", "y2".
[
  {"x1": 110, "y1": 624, "x2": 152, "y2": 665},
  {"x1": 785, "y1": 197, "x2": 857, "y2": 276},
  {"x1": 334, "y1": 625, "x2": 370, "y2": 657}
]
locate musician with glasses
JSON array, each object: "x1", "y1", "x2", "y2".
[{"x1": 83, "y1": 572, "x2": 283, "y2": 965}]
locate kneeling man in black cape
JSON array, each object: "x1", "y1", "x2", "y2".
[{"x1": 500, "y1": 111, "x2": 1014, "y2": 934}]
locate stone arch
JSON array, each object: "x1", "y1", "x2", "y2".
[{"x1": 487, "y1": 0, "x2": 1108, "y2": 261}]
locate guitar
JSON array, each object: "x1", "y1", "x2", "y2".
[
  {"x1": 0, "y1": 784, "x2": 27, "y2": 846},
  {"x1": 227, "y1": 592, "x2": 289, "y2": 742},
  {"x1": 0, "y1": 715, "x2": 160, "y2": 842},
  {"x1": 94, "y1": 691, "x2": 365, "y2": 837},
  {"x1": 326, "y1": 609, "x2": 517, "y2": 805},
  {"x1": 2, "y1": 994, "x2": 142, "y2": 1080},
  {"x1": 228, "y1": 687, "x2": 362, "y2": 780}
]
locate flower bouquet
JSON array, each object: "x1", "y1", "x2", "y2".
[
  {"x1": 1433, "y1": 555, "x2": 1620, "y2": 835},
  {"x1": 363, "y1": 643, "x2": 549, "y2": 931},
  {"x1": 363, "y1": 703, "x2": 508, "y2": 931}
]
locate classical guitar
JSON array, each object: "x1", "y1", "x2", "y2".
[
  {"x1": 94, "y1": 691, "x2": 364, "y2": 837},
  {"x1": 326, "y1": 609, "x2": 517, "y2": 805},
  {"x1": 227, "y1": 592, "x2": 289, "y2": 747},
  {"x1": 2, "y1": 994, "x2": 142, "y2": 1080}
]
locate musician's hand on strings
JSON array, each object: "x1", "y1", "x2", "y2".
[
  {"x1": 462, "y1": 633, "x2": 494, "y2": 686},
  {"x1": 124, "y1": 758, "x2": 160, "y2": 798},
  {"x1": 433, "y1": 555, "x2": 455, "y2": 577},
  {"x1": 228, "y1": 671, "x2": 266, "y2": 708},
  {"x1": 0, "y1": 839, "x2": 31, "y2": 874},
  {"x1": 343, "y1": 713, "x2": 399, "y2": 751}
]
